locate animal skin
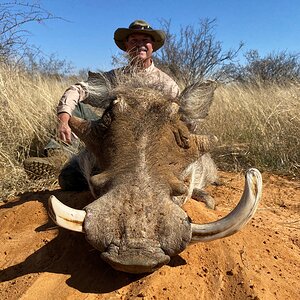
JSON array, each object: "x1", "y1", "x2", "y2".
[{"x1": 48, "y1": 77, "x2": 262, "y2": 274}]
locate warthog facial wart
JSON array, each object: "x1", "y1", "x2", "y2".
[{"x1": 48, "y1": 77, "x2": 262, "y2": 274}]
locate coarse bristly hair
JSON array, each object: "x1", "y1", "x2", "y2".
[
  {"x1": 178, "y1": 80, "x2": 217, "y2": 132},
  {"x1": 86, "y1": 71, "x2": 175, "y2": 112},
  {"x1": 82, "y1": 62, "x2": 217, "y2": 128}
]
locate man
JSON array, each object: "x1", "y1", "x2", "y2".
[
  {"x1": 57, "y1": 19, "x2": 179, "y2": 144},
  {"x1": 24, "y1": 20, "x2": 180, "y2": 187}
]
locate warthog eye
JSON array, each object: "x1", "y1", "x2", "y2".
[{"x1": 101, "y1": 110, "x2": 112, "y2": 128}]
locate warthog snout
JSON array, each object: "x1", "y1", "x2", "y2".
[
  {"x1": 101, "y1": 245, "x2": 170, "y2": 273},
  {"x1": 48, "y1": 79, "x2": 262, "y2": 273}
]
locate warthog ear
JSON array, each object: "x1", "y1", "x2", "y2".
[
  {"x1": 84, "y1": 71, "x2": 116, "y2": 109},
  {"x1": 179, "y1": 80, "x2": 217, "y2": 122}
]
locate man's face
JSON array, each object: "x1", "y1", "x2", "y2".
[{"x1": 124, "y1": 33, "x2": 154, "y2": 61}]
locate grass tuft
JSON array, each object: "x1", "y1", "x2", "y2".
[
  {"x1": 0, "y1": 64, "x2": 70, "y2": 198},
  {"x1": 203, "y1": 82, "x2": 300, "y2": 176},
  {"x1": 0, "y1": 65, "x2": 299, "y2": 199}
]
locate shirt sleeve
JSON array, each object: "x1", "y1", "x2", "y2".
[
  {"x1": 156, "y1": 68, "x2": 180, "y2": 99},
  {"x1": 56, "y1": 82, "x2": 89, "y2": 115},
  {"x1": 169, "y1": 80, "x2": 180, "y2": 99},
  {"x1": 57, "y1": 70, "x2": 115, "y2": 116}
]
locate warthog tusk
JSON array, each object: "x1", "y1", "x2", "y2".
[
  {"x1": 190, "y1": 168, "x2": 262, "y2": 242},
  {"x1": 48, "y1": 195, "x2": 86, "y2": 233}
]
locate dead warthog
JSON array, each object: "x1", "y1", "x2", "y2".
[{"x1": 49, "y1": 78, "x2": 262, "y2": 274}]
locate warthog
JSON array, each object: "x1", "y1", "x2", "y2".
[{"x1": 49, "y1": 77, "x2": 262, "y2": 274}]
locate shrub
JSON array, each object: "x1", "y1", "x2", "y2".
[{"x1": 231, "y1": 50, "x2": 300, "y2": 85}]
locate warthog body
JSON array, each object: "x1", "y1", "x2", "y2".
[{"x1": 49, "y1": 77, "x2": 262, "y2": 273}]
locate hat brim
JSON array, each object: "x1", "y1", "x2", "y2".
[{"x1": 114, "y1": 28, "x2": 165, "y2": 52}]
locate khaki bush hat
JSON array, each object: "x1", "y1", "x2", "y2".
[{"x1": 114, "y1": 20, "x2": 166, "y2": 52}]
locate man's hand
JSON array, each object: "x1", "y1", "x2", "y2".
[{"x1": 58, "y1": 112, "x2": 72, "y2": 144}]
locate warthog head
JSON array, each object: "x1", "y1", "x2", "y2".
[{"x1": 49, "y1": 78, "x2": 262, "y2": 273}]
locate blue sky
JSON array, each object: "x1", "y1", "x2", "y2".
[{"x1": 23, "y1": 0, "x2": 300, "y2": 72}]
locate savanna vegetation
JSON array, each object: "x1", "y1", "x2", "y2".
[
  {"x1": 0, "y1": 3, "x2": 299, "y2": 200},
  {"x1": 0, "y1": 63, "x2": 71, "y2": 199}
]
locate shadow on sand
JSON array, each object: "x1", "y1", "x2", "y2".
[{"x1": 0, "y1": 189, "x2": 186, "y2": 293}]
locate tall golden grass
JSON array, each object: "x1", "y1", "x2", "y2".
[
  {"x1": 0, "y1": 64, "x2": 70, "y2": 199},
  {"x1": 0, "y1": 65, "x2": 299, "y2": 199},
  {"x1": 203, "y1": 82, "x2": 300, "y2": 176}
]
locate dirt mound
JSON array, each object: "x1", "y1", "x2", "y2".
[{"x1": 0, "y1": 172, "x2": 299, "y2": 300}]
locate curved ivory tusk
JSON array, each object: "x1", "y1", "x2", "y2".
[
  {"x1": 191, "y1": 168, "x2": 262, "y2": 243},
  {"x1": 48, "y1": 195, "x2": 86, "y2": 233}
]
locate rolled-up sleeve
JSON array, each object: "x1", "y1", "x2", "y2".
[{"x1": 56, "y1": 82, "x2": 89, "y2": 115}]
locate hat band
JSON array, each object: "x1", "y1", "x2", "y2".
[{"x1": 130, "y1": 25, "x2": 153, "y2": 30}]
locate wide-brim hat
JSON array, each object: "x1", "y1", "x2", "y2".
[{"x1": 114, "y1": 20, "x2": 165, "y2": 52}]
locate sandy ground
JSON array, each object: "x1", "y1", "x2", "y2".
[{"x1": 0, "y1": 171, "x2": 299, "y2": 300}]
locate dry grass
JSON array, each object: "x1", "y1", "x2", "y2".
[
  {"x1": 203, "y1": 82, "x2": 300, "y2": 176},
  {"x1": 0, "y1": 65, "x2": 299, "y2": 199},
  {"x1": 0, "y1": 64, "x2": 70, "y2": 199}
]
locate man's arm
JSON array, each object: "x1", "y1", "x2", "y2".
[
  {"x1": 57, "y1": 83, "x2": 88, "y2": 143},
  {"x1": 56, "y1": 70, "x2": 115, "y2": 143},
  {"x1": 57, "y1": 112, "x2": 72, "y2": 143}
]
